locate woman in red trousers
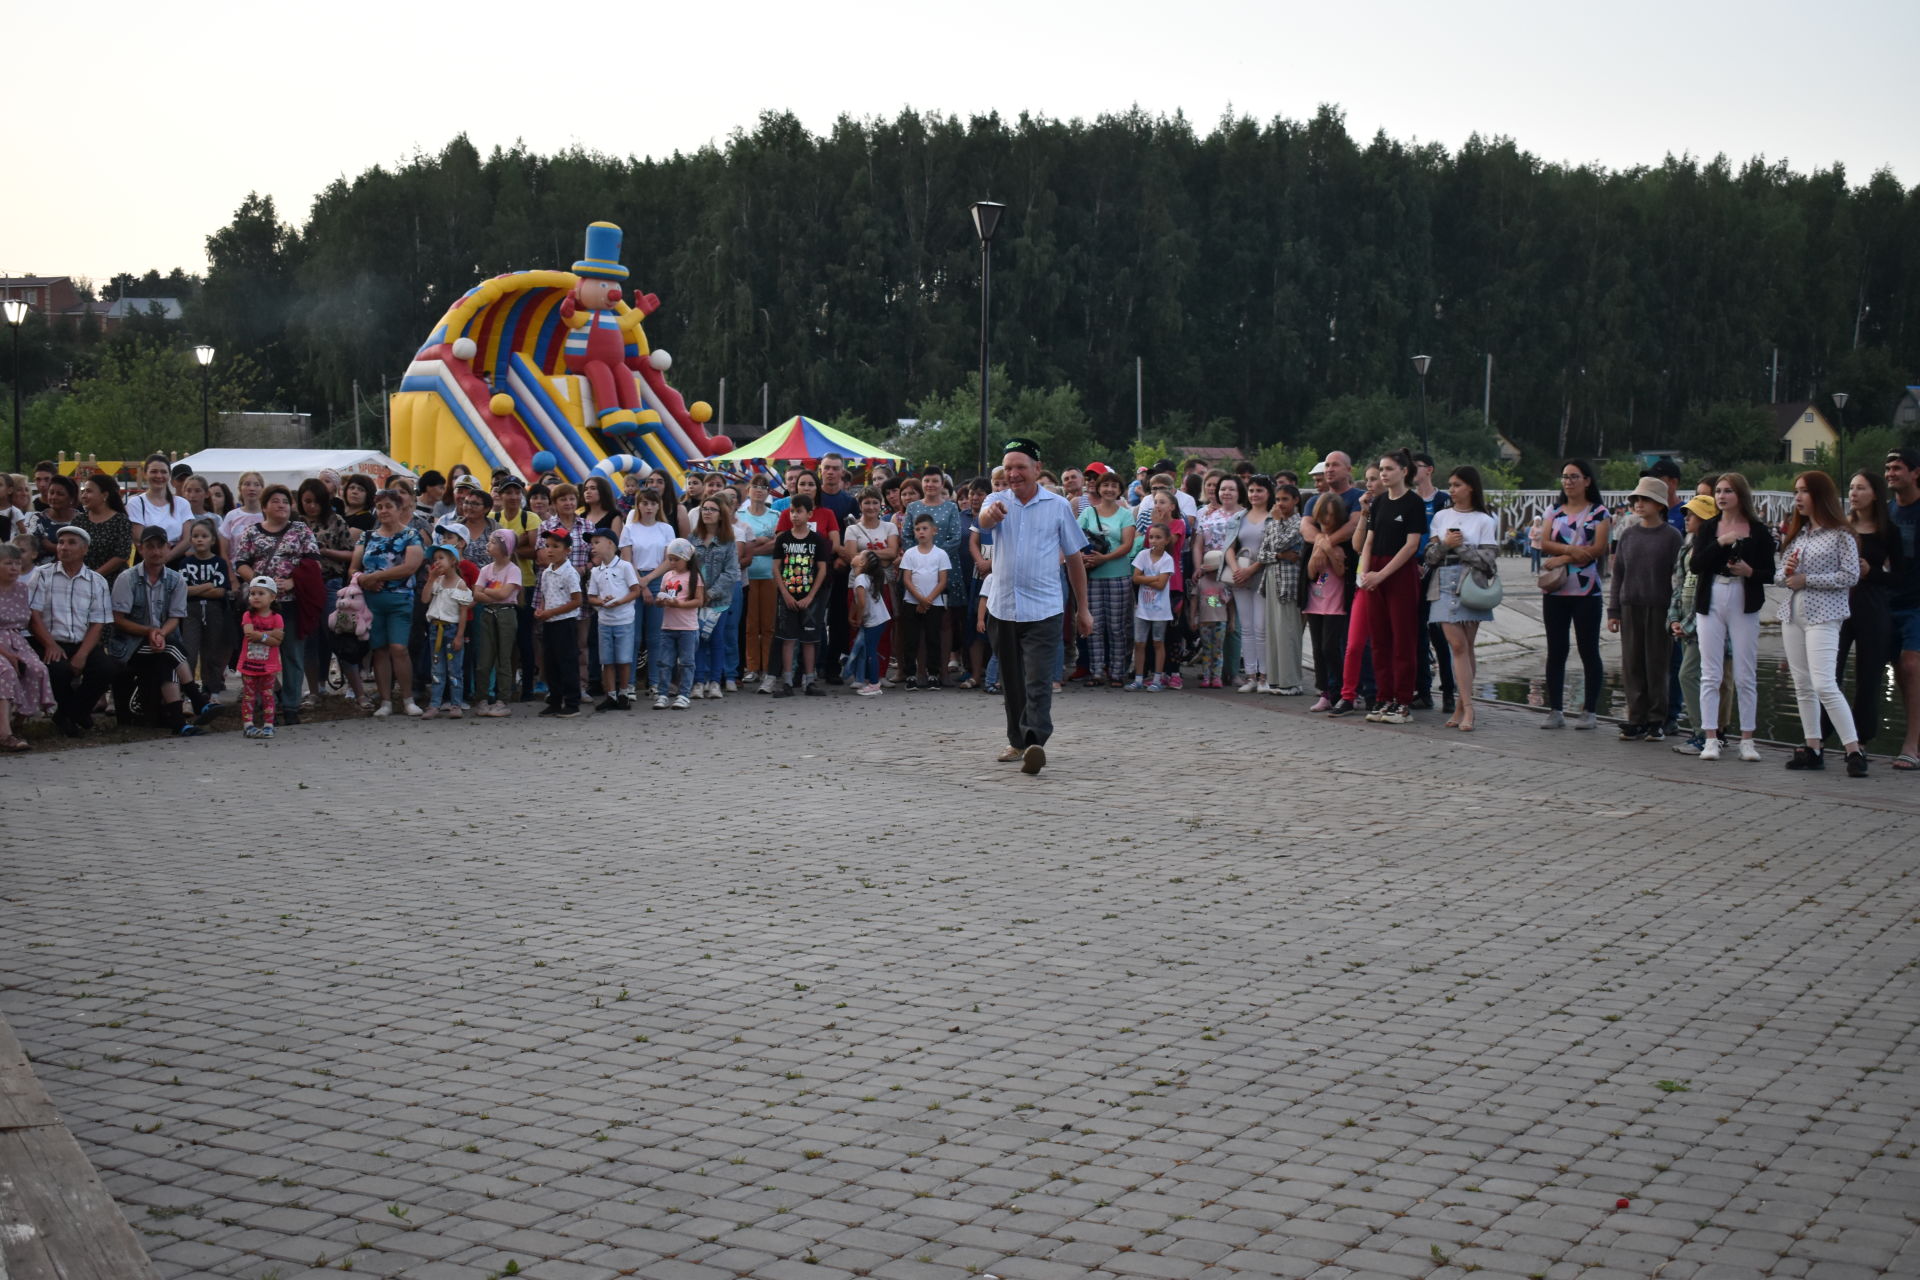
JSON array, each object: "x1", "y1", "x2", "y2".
[{"x1": 1330, "y1": 449, "x2": 1428, "y2": 723}]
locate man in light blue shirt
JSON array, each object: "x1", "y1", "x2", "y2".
[{"x1": 977, "y1": 439, "x2": 1093, "y2": 774}]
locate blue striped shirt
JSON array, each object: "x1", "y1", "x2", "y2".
[{"x1": 981, "y1": 486, "x2": 1088, "y2": 622}]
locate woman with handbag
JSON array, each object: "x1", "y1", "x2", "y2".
[
  {"x1": 1424, "y1": 467, "x2": 1501, "y2": 730},
  {"x1": 1076, "y1": 471, "x2": 1136, "y2": 686},
  {"x1": 1190, "y1": 476, "x2": 1245, "y2": 688},
  {"x1": 1533, "y1": 459, "x2": 1611, "y2": 730}
]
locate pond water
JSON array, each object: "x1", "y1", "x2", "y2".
[{"x1": 1476, "y1": 654, "x2": 1910, "y2": 752}]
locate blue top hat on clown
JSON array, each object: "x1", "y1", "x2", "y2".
[{"x1": 561, "y1": 222, "x2": 648, "y2": 436}]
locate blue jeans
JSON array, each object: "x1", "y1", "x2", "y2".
[
  {"x1": 427, "y1": 621, "x2": 464, "y2": 708},
  {"x1": 637, "y1": 600, "x2": 667, "y2": 692},
  {"x1": 724, "y1": 582, "x2": 744, "y2": 678},
  {"x1": 696, "y1": 620, "x2": 728, "y2": 684},
  {"x1": 846, "y1": 623, "x2": 885, "y2": 684},
  {"x1": 659, "y1": 628, "x2": 697, "y2": 697}
]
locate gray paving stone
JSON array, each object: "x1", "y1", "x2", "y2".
[{"x1": 5, "y1": 691, "x2": 1919, "y2": 1279}]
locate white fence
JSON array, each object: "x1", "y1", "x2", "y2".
[{"x1": 1485, "y1": 490, "x2": 1790, "y2": 538}]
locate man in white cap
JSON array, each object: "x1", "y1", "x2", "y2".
[
  {"x1": 27, "y1": 526, "x2": 116, "y2": 736},
  {"x1": 977, "y1": 438, "x2": 1093, "y2": 774}
]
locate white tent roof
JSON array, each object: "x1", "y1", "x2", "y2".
[{"x1": 171, "y1": 448, "x2": 416, "y2": 491}]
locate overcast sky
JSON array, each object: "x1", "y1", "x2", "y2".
[{"x1": 4, "y1": 0, "x2": 1911, "y2": 287}]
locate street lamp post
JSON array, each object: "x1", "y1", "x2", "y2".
[
  {"x1": 1411, "y1": 354, "x2": 1432, "y2": 456},
  {"x1": 3, "y1": 299, "x2": 26, "y2": 473},
  {"x1": 1832, "y1": 391, "x2": 1848, "y2": 480},
  {"x1": 194, "y1": 345, "x2": 215, "y2": 451},
  {"x1": 970, "y1": 201, "x2": 1005, "y2": 479}
]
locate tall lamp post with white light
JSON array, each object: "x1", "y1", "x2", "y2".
[
  {"x1": 1832, "y1": 391, "x2": 1848, "y2": 480},
  {"x1": 1411, "y1": 354, "x2": 1432, "y2": 456},
  {"x1": 194, "y1": 345, "x2": 215, "y2": 451},
  {"x1": 3, "y1": 299, "x2": 27, "y2": 472},
  {"x1": 970, "y1": 201, "x2": 1005, "y2": 479}
]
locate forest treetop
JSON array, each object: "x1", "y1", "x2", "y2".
[{"x1": 17, "y1": 106, "x2": 1920, "y2": 476}]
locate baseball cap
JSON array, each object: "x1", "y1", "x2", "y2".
[
  {"x1": 1309, "y1": 461, "x2": 1328, "y2": 476},
  {"x1": 1683, "y1": 493, "x2": 1717, "y2": 519},
  {"x1": 1083, "y1": 461, "x2": 1113, "y2": 476}
]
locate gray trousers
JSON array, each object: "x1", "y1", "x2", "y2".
[
  {"x1": 1264, "y1": 594, "x2": 1305, "y2": 690},
  {"x1": 993, "y1": 614, "x2": 1060, "y2": 749},
  {"x1": 1618, "y1": 604, "x2": 1670, "y2": 725}
]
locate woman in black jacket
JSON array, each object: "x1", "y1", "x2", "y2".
[{"x1": 1689, "y1": 472, "x2": 1775, "y2": 761}]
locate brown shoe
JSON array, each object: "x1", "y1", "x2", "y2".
[
  {"x1": 1021, "y1": 744, "x2": 1046, "y2": 774},
  {"x1": 996, "y1": 746, "x2": 1023, "y2": 764}
]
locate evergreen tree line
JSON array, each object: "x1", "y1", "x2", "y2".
[{"x1": 14, "y1": 107, "x2": 1920, "y2": 474}]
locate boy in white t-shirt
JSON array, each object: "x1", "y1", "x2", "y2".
[
  {"x1": 1128, "y1": 522, "x2": 1176, "y2": 692},
  {"x1": 586, "y1": 527, "x2": 641, "y2": 710},
  {"x1": 898, "y1": 513, "x2": 952, "y2": 690}
]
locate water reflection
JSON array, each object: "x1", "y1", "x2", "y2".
[{"x1": 1478, "y1": 658, "x2": 1908, "y2": 751}]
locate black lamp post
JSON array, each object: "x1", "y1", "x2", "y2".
[
  {"x1": 970, "y1": 201, "x2": 1005, "y2": 478},
  {"x1": 194, "y1": 345, "x2": 215, "y2": 450},
  {"x1": 3, "y1": 299, "x2": 26, "y2": 473},
  {"x1": 1412, "y1": 354, "x2": 1432, "y2": 456},
  {"x1": 1832, "y1": 391, "x2": 1848, "y2": 479}
]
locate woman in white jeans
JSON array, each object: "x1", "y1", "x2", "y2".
[
  {"x1": 1777, "y1": 471, "x2": 1867, "y2": 776},
  {"x1": 1687, "y1": 472, "x2": 1774, "y2": 761}
]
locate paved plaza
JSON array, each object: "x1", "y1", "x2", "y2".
[{"x1": 2, "y1": 687, "x2": 1918, "y2": 1280}]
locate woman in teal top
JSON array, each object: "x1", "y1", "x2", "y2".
[{"x1": 1077, "y1": 470, "x2": 1137, "y2": 685}]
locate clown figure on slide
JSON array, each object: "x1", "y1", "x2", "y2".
[{"x1": 560, "y1": 221, "x2": 647, "y2": 438}]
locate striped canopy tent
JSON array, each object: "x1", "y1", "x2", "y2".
[{"x1": 710, "y1": 415, "x2": 904, "y2": 465}]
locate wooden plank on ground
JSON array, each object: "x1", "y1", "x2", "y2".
[{"x1": 0, "y1": 1016, "x2": 159, "y2": 1280}]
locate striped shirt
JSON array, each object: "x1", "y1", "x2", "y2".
[{"x1": 28, "y1": 561, "x2": 114, "y2": 644}]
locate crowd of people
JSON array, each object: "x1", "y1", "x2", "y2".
[{"x1": 0, "y1": 442, "x2": 1915, "y2": 778}]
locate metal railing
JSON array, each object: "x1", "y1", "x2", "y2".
[{"x1": 1485, "y1": 490, "x2": 1790, "y2": 536}]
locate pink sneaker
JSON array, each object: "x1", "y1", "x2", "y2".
[
  {"x1": 1166, "y1": 674, "x2": 1184, "y2": 690},
  {"x1": 446, "y1": 705, "x2": 464, "y2": 719},
  {"x1": 419, "y1": 706, "x2": 438, "y2": 720},
  {"x1": 1310, "y1": 695, "x2": 1333, "y2": 712}
]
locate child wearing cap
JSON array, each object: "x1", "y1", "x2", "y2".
[
  {"x1": 420, "y1": 544, "x2": 473, "y2": 719},
  {"x1": 652, "y1": 538, "x2": 705, "y2": 708},
  {"x1": 586, "y1": 527, "x2": 640, "y2": 710},
  {"x1": 533, "y1": 529, "x2": 583, "y2": 716},
  {"x1": 238, "y1": 577, "x2": 284, "y2": 738}
]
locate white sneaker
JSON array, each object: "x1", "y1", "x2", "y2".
[
  {"x1": 672, "y1": 695, "x2": 691, "y2": 710},
  {"x1": 708, "y1": 683, "x2": 724, "y2": 700},
  {"x1": 725, "y1": 679, "x2": 738, "y2": 693},
  {"x1": 403, "y1": 700, "x2": 423, "y2": 717},
  {"x1": 1237, "y1": 678, "x2": 1260, "y2": 693},
  {"x1": 757, "y1": 680, "x2": 774, "y2": 694},
  {"x1": 741, "y1": 670, "x2": 759, "y2": 684},
  {"x1": 1737, "y1": 738, "x2": 1762, "y2": 762},
  {"x1": 1699, "y1": 737, "x2": 1722, "y2": 761},
  {"x1": 372, "y1": 701, "x2": 393, "y2": 718},
  {"x1": 653, "y1": 694, "x2": 670, "y2": 710}
]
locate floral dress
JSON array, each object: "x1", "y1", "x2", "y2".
[{"x1": 0, "y1": 580, "x2": 55, "y2": 717}]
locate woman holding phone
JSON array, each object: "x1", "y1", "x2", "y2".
[{"x1": 1689, "y1": 472, "x2": 1774, "y2": 761}]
